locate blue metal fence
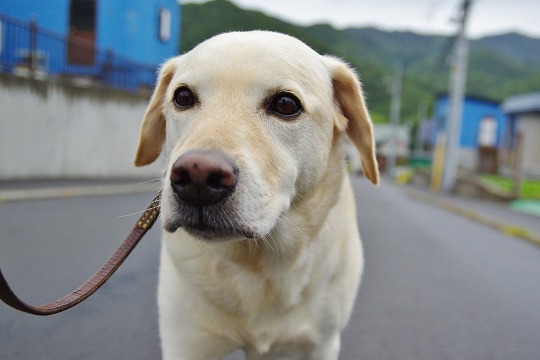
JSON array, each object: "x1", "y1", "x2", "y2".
[{"x1": 0, "y1": 13, "x2": 157, "y2": 92}]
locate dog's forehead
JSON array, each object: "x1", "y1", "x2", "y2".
[
  {"x1": 195, "y1": 32, "x2": 319, "y2": 58},
  {"x1": 174, "y1": 32, "x2": 329, "y2": 88}
]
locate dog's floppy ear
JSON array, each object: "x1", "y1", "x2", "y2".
[
  {"x1": 134, "y1": 59, "x2": 176, "y2": 166},
  {"x1": 325, "y1": 56, "x2": 379, "y2": 185}
]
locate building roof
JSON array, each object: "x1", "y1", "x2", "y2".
[
  {"x1": 502, "y1": 92, "x2": 540, "y2": 114},
  {"x1": 436, "y1": 93, "x2": 501, "y2": 106}
]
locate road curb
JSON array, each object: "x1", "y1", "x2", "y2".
[
  {"x1": 408, "y1": 190, "x2": 540, "y2": 247},
  {"x1": 0, "y1": 183, "x2": 159, "y2": 203}
]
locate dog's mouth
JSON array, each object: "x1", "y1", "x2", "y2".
[
  {"x1": 178, "y1": 224, "x2": 257, "y2": 241},
  {"x1": 163, "y1": 202, "x2": 261, "y2": 241}
]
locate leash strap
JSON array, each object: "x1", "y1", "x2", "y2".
[{"x1": 0, "y1": 191, "x2": 161, "y2": 316}]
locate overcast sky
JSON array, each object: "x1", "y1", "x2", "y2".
[{"x1": 182, "y1": 0, "x2": 540, "y2": 39}]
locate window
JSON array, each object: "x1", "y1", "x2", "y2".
[
  {"x1": 69, "y1": 0, "x2": 96, "y2": 31},
  {"x1": 68, "y1": 0, "x2": 96, "y2": 65},
  {"x1": 478, "y1": 116, "x2": 497, "y2": 147},
  {"x1": 159, "y1": 8, "x2": 171, "y2": 42}
]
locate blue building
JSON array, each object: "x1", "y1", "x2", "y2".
[
  {"x1": 430, "y1": 95, "x2": 508, "y2": 172},
  {"x1": 432, "y1": 95, "x2": 507, "y2": 148},
  {"x1": 0, "y1": 0, "x2": 180, "y2": 91}
]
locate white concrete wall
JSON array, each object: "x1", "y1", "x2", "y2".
[{"x1": 0, "y1": 75, "x2": 164, "y2": 179}]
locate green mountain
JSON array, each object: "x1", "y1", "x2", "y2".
[
  {"x1": 476, "y1": 33, "x2": 540, "y2": 68},
  {"x1": 179, "y1": 0, "x2": 540, "y2": 123}
]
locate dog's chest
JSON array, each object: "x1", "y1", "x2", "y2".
[
  {"x1": 207, "y1": 254, "x2": 320, "y2": 351},
  {"x1": 209, "y1": 254, "x2": 311, "y2": 314}
]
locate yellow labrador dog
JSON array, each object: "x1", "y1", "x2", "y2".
[{"x1": 134, "y1": 31, "x2": 378, "y2": 360}]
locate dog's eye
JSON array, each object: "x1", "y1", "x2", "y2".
[
  {"x1": 173, "y1": 86, "x2": 196, "y2": 109},
  {"x1": 270, "y1": 92, "x2": 302, "y2": 118}
]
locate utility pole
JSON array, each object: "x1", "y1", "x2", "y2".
[
  {"x1": 415, "y1": 102, "x2": 427, "y2": 154},
  {"x1": 387, "y1": 62, "x2": 403, "y2": 173},
  {"x1": 440, "y1": 0, "x2": 473, "y2": 192}
]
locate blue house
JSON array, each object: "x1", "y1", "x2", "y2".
[
  {"x1": 0, "y1": 0, "x2": 180, "y2": 91},
  {"x1": 430, "y1": 95, "x2": 507, "y2": 171}
]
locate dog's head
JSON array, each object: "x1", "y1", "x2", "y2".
[{"x1": 134, "y1": 31, "x2": 378, "y2": 240}]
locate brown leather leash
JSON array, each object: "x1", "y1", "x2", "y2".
[{"x1": 0, "y1": 191, "x2": 161, "y2": 316}]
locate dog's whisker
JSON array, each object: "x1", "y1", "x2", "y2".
[
  {"x1": 119, "y1": 209, "x2": 148, "y2": 218},
  {"x1": 279, "y1": 214, "x2": 309, "y2": 242},
  {"x1": 246, "y1": 237, "x2": 255, "y2": 254},
  {"x1": 118, "y1": 204, "x2": 161, "y2": 218},
  {"x1": 195, "y1": 238, "x2": 211, "y2": 256},
  {"x1": 263, "y1": 231, "x2": 278, "y2": 254},
  {"x1": 136, "y1": 178, "x2": 163, "y2": 186},
  {"x1": 128, "y1": 188, "x2": 163, "y2": 217}
]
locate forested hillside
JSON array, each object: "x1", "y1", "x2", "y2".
[{"x1": 179, "y1": 0, "x2": 540, "y2": 123}]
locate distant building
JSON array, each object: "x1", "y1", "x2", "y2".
[
  {"x1": 0, "y1": 0, "x2": 180, "y2": 91},
  {"x1": 344, "y1": 124, "x2": 410, "y2": 174},
  {"x1": 502, "y1": 92, "x2": 540, "y2": 177},
  {"x1": 430, "y1": 95, "x2": 507, "y2": 172}
]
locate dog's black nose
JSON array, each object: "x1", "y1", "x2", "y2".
[{"x1": 170, "y1": 150, "x2": 239, "y2": 207}]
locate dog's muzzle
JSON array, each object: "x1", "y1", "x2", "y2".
[{"x1": 166, "y1": 149, "x2": 252, "y2": 239}]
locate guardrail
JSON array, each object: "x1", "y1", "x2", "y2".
[{"x1": 0, "y1": 13, "x2": 157, "y2": 92}]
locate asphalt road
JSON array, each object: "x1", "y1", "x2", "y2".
[{"x1": 1, "y1": 178, "x2": 540, "y2": 359}]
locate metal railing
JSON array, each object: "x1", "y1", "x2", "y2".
[{"x1": 0, "y1": 13, "x2": 157, "y2": 92}]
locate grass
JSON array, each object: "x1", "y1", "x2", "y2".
[{"x1": 479, "y1": 174, "x2": 540, "y2": 200}]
